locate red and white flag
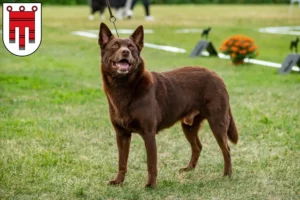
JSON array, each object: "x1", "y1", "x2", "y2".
[{"x1": 2, "y1": 3, "x2": 42, "y2": 56}]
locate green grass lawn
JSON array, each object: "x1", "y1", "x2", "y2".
[{"x1": 1, "y1": 4, "x2": 300, "y2": 199}]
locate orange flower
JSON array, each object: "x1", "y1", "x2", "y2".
[
  {"x1": 243, "y1": 42, "x2": 250, "y2": 47},
  {"x1": 231, "y1": 46, "x2": 239, "y2": 52},
  {"x1": 248, "y1": 45, "x2": 257, "y2": 52},
  {"x1": 239, "y1": 50, "x2": 247, "y2": 55},
  {"x1": 220, "y1": 46, "x2": 227, "y2": 51},
  {"x1": 219, "y1": 34, "x2": 258, "y2": 64},
  {"x1": 245, "y1": 38, "x2": 254, "y2": 43},
  {"x1": 223, "y1": 40, "x2": 228, "y2": 45}
]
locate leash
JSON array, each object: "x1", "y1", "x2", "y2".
[{"x1": 104, "y1": 0, "x2": 119, "y2": 37}]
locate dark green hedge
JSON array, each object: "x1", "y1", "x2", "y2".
[{"x1": 9, "y1": 0, "x2": 291, "y2": 5}]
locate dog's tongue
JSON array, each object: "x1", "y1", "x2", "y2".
[{"x1": 117, "y1": 61, "x2": 129, "y2": 70}]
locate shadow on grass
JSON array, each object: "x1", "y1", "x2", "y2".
[{"x1": 100, "y1": 174, "x2": 238, "y2": 199}]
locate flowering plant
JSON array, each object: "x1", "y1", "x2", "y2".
[{"x1": 219, "y1": 35, "x2": 258, "y2": 65}]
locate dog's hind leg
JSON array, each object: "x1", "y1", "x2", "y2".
[
  {"x1": 89, "y1": 13, "x2": 95, "y2": 20},
  {"x1": 99, "y1": 7, "x2": 106, "y2": 20},
  {"x1": 207, "y1": 112, "x2": 232, "y2": 176},
  {"x1": 180, "y1": 114, "x2": 204, "y2": 172},
  {"x1": 88, "y1": 0, "x2": 94, "y2": 20},
  {"x1": 89, "y1": 7, "x2": 97, "y2": 20}
]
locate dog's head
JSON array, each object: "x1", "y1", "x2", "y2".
[{"x1": 98, "y1": 23, "x2": 144, "y2": 77}]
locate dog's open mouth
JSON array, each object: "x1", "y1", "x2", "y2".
[{"x1": 113, "y1": 59, "x2": 132, "y2": 73}]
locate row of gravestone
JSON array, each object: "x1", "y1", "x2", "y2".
[{"x1": 190, "y1": 28, "x2": 300, "y2": 74}]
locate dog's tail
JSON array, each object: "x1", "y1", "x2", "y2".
[{"x1": 227, "y1": 107, "x2": 238, "y2": 144}]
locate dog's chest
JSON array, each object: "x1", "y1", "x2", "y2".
[
  {"x1": 114, "y1": 112, "x2": 141, "y2": 132},
  {"x1": 108, "y1": 100, "x2": 141, "y2": 132}
]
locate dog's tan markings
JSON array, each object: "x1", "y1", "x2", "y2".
[{"x1": 182, "y1": 110, "x2": 200, "y2": 126}]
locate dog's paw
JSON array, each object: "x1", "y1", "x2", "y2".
[
  {"x1": 108, "y1": 180, "x2": 123, "y2": 186},
  {"x1": 223, "y1": 167, "x2": 232, "y2": 176},
  {"x1": 179, "y1": 166, "x2": 194, "y2": 173},
  {"x1": 145, "y1": 183, "x2": 156, "y2": 189},
  {"x1": 223, "y1": 170, "x2": 232, "y2": 176}
]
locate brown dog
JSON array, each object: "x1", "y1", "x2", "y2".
[{"x1": 98, "y1": 23, "x2": 238, "y2": 188}]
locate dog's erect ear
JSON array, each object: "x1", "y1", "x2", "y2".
[
  {"x1": 130, "y1": 25, "x2": 144, "y2": 50},
  {"x1": 99, "y1": 23, "x2": 113, "y2": 48}
]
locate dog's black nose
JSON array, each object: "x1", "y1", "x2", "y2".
[{"x1": 122, "y1": 49, "x2": 130, "y2": 56}]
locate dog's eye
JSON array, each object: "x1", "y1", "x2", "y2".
[
  {"x1": 111, "y1": 44, "x2": 119, "y2": 48},
  {"x1": 128, "y1": 45, "x2": 135, "y2": 51}
]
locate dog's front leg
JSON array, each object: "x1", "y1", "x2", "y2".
[
  {"x1": 108, "y1": 125, "x2": 132, "y2": 186},
  {"x1": 141, "y1": 133, "x2": 157, "y2": 188}
]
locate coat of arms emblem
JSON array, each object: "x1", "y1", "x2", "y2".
[{"x1": 2, "y1": 3, "x2": 42, "y2": 56}]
